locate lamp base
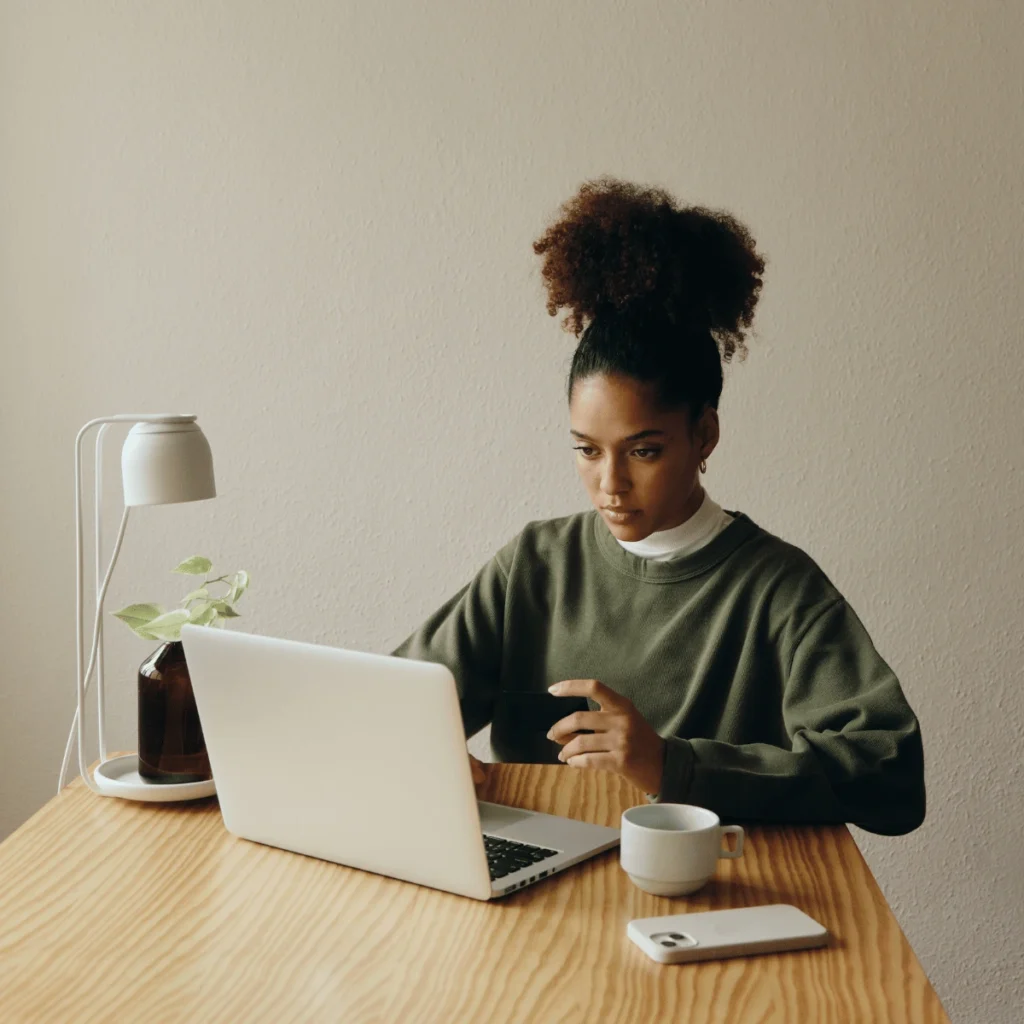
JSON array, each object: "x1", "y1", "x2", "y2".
[{"x1": 92, "y1": 754, "x2": 216, "y2": 802}]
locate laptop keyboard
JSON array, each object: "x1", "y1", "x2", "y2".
[{"x1": 483, "y1": 834, "x2": 560, "y2": 881}]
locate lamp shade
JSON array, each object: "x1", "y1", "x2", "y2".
[{"x1": 121, "y1": 418, "x2": 216, "y2": 506}]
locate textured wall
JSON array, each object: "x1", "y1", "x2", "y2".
[{"x1": 1, "y1": 2, "x2": 1021, "y2": 1020}]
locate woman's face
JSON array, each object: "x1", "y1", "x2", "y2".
[{"x1": 569, "y1": 373, "x2": 718, "y2": 541}]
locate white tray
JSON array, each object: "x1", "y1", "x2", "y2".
[{"x1": 93, "y1": 754, "x2": 216, "y2": 803}]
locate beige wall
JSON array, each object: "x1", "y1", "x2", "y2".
[{"x1": 2, "y1": 2, "x2": 1021, "y2": 1020}]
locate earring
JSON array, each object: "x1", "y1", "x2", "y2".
[{"x1": 699, "y1": 458, "x2": 707, "y2": 474}]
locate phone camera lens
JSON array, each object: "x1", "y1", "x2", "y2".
[
  {"x1": 669, "y1": 933, "x2": 686, "y2": 940},
  {"x1": 660, "y1": 940, "x2": 676, "y2": 948}
]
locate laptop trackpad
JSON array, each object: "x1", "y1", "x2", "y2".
[{"x1": 477, "y1": 802, "x2": 536, "y2": 835}]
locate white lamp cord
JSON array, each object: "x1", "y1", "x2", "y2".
[{"x1": 57, "y1": 504, "x2": 131, "y2": 793}]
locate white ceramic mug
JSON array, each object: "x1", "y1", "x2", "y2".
[{"x1": 620, "y1": 803, "x2": 744, "y2": 896}]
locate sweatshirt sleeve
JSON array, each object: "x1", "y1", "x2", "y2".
[
  {"x1": 389, "y1": 534, "x2": 518, "y2": 739},
  {"x1": 656, "y1": 597, "x2": 926, "y2": 836}
]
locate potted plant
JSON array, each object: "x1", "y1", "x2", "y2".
[{"x1": 112, "y1": 557, "x2": 250, "y2": 783}]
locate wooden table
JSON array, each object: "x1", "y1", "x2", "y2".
[{"x1": 0, "y1": 764, "x2": 948, "y2": 1023}]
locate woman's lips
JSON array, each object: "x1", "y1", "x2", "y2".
[{"x1": 603, "y1": 508, "x2": 640, "y2": 522}]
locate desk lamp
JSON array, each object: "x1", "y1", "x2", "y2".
[{"x1": 56, "y1": 414, "x2": 216, "y2": 801}]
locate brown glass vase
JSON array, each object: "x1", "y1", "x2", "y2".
[{"x1": 138, "y1": 640, "x2": 212, "y2": 783}]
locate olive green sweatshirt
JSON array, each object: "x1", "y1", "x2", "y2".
[{"x1": 391, "y1": 511, "x2": 926, "y2": 836}]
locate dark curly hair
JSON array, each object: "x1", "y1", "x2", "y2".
[{"x1": 532, "y1": 176, "x2": 766, "y2": 417}]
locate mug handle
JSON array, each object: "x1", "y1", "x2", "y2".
[{"x1": 718, "y1": 824, "x2": 744, "y2": 859}]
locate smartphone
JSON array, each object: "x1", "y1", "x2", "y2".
[
  {"x1": 489, "y1": 691, "x2": 592, "y2": 763},
  {"x1": 628, "y1": 905, "x2": 828, "y2": 965}
]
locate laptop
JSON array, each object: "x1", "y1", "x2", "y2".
[{"x1": 180, "y1": 625, "x2": 620, "y2": 901}]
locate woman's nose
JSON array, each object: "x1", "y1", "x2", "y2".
[{"x1": 599, "y1": 458, "x2": 630, "y2": 495}]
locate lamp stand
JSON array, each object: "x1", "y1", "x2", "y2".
[{"x1": 57, "y1": 415, "x2": 216, "y2": 802}]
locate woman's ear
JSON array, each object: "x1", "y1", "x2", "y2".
[{"x1": 699, "y1": 406, "x2": 720, "y2": 460}]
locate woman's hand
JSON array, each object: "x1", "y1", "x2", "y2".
[
  {"x1": 546, "y1": 679, "x2": 665, "y2": 795},
  {"x1": 468, "y1": 752, "x2": 488, "y2": 794}
]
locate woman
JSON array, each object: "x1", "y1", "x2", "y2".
[{"x1": 393, "y1": 177, "x2": 925, "y2": 836}]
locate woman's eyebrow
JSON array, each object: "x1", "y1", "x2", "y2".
[{"x1": 570, "y1": 429, "x2": 667, "y2": 442}]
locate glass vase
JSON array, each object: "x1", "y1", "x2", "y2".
[{"x1": 138, "y1": 639, "x2": 212, "y2": 783}]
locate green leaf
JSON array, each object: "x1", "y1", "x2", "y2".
[
  {"x1": 210, "y1": 600, "x2": 240, "y2": 618},
  {"x1": 180, "y1": 587, "x2": 209, "y2": 605},
  {"x1": 228, "y1": 570, "x2": 249, "y2": 604},
  {"x1": 172, "y1": 556, "x2": 213, "y2": 576},
  {"x1": 112, "y1": 603, "x2": 165, "y2": 629},
  {"x1": 188, "y1": 601, "x2": 217, "y2": 625},
  {"x1": 143, "y1": 609, "x2": 191, "y2": 641}
]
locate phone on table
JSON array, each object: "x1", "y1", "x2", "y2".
[
  {"x1": 489, "y1": 691, "x2": 593, "y2": 763},
  {"x1": 628, "y1": 905, "x2": 828, "y2": 965}
]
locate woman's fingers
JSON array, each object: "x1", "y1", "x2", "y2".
[
  {"x1": 468, "y1": 753, "x2": 487, "y2": 788},
  {"x1": 548, "y1": 678, "x2": 629, "y2": 712},
  {"x1": 558, "y1": 730, "x2": 619, "y2": 763},
  {"x1": 562, "y1": 751, "x2": 619, "y2": 772},
  {"x1": 547, "y1": 710, "x2": 605, "y2": 744}
]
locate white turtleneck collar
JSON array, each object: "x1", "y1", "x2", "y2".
[{"x1": 614, "y1": 491, "x2": 734, "y2": 561}]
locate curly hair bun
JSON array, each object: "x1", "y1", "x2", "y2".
[{"x1": 533, "y1": 176, "x2": 766, "y2": 361}]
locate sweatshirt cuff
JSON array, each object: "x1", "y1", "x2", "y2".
[{"x1": 646, "y1": 736, "x2": 695, "y2": 804}]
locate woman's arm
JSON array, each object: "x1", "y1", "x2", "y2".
[
  {"x1": 657, "y1": 597, "x2": 926, "y2": 836},
  {"x1": 390, "y1": 534, "x2": 518, "y2": 739}
]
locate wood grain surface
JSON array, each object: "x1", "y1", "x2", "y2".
[{"x1": 0, "y1": 763, "x2": 948, "y2": 1023}]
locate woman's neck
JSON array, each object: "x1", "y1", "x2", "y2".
[
  {"x1": 615, "y1": 488, "x2": 733, "y2": 562},
  {"x1": 653, "y1": 483, "x2": 705, "y2": 534}
]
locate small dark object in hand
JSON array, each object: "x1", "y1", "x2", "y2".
[{"x1": 490, "y1": 690, "x2": 594, "y2": 764}]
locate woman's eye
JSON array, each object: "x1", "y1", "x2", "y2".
[
  {"x1": 632, "y1": 448, "x2": 661, "y2": 459},
  {"x1": 573, "y1": 446, "x2": 598, "y2": 458}
]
